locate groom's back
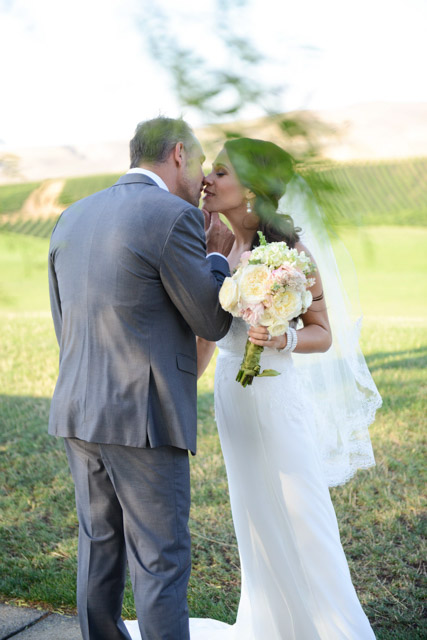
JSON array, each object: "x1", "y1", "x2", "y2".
[
  {"x1": 50, "y1": 180, "x2": 188, "y2": 311},
  {"x1": 48, "y1": 176, "x2": 203, "y2": 451}
]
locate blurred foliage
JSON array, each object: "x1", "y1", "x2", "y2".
[
  {"x1": 136, "y1": 0, "x2": 345, "y2": 229},
  {"x1": 138, "y1": 0, "x2": 271, "y2": 121},
  {"x1": 301, "y1": 157, "x2": 427, "y2": 227},
  {"x1": 137, "y1": 0, "x2": 331, "y2": 158}
]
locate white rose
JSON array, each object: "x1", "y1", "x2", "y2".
[
  {"x1": 260, "y1": 307, "x2": 274, "y2": 326},
  {"x1": 219, "y1": 277, "x2": 239, "y2": 312},
  {"x1": 239, "y1": 264, "x2": 272, "y2": 305},
  {"x1": 301, "y1": 289, "x2": 313, "y2": 313},
  {"x1": 268, "y1": 320, "x2": 290, "y2": 337},
  {"x1": 271, "y1": 289, "x2": 302, "y2": 320}
]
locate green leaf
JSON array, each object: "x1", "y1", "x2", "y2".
[
  {"x1": 257, "y1": 230, "x2": 267, "y2": 246},
  {"x1": 258, "y1": 369, "x2": 281, "y2": 377}
]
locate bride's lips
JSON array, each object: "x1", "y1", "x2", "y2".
[{"x1": 203, "y1": 190, "x2": 215, "y2": 199}]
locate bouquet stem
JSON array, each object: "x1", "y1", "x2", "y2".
[
  {"x1": 236, "y1": 339, "x2": 263, "y2": 387},
  {"x1": 236, "y1": 339, "x2": 281, "y2": 387}
]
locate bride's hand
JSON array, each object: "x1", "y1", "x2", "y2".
[
  {"x1": 202, "y1": 208, "x2": 234, "y2": 257},
  {"x1": 248, "y1": 326, "x2": 286, "y2": 350},
  {"x1": 202, "y1": 207, "x2": 212, "y2": 232}
]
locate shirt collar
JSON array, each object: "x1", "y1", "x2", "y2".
[{"x1": 126, "y1": 168, "x2": 169, "y2": 192}]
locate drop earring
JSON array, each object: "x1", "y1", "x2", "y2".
[{"x1": 246, "y1": 199, "x2": 252, "y2": 214}]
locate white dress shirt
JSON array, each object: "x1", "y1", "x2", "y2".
[{"x1": 127, "y1": 167, "x2": 169, "y2": 192}]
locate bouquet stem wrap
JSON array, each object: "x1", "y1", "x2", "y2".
[
  {"x1": 236, "y1": 339, "x2": 262, "y2": 387},
  {"x1": 236, "y1": 339, "x2": 280, "y2": 387}
]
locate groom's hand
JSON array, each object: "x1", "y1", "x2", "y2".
[{"x1": 203, "y1": 209, "x2": 234, "y2": 257}]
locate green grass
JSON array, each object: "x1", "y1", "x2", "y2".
[
  {"x1": 1, "y1": 227, "x2": 426, "y2": 638},
  {"x1": 1, "y1": 226, "x2": 425, "y2": 318},
  {"x1": 0, "y1": 233, "x2": 50, "y2": 312},
  {"x1": 334, "y1": 226, "x2": 427, "y2": 318}
]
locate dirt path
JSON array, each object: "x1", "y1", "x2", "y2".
[
  {"x1": 0, "y1": 178, "x2": 65, "y2": 226},
  {"x1": 19, "y1": 179, "x2": 65, "y2": 219}
]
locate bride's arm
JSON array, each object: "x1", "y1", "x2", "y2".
[
  {"x1": 196, "y1": 337, "x2": 217, "y2": 379},
  {"x1": 248, "y1": 242, "x2": 332, "y2": 354}
]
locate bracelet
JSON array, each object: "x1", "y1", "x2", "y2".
[
  {"x1": 277, "y1": 327, "x2": 298, "y2": 353},
  {"x1": 288, "y1": 328, "x2": 297, "y2": 352}
]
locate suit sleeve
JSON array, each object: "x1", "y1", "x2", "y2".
[
  {"x1": 48, "y1": 252, "x2": 62, "y2": 346},
  {"x1": 160, "y1": 206, "x2": 232, "y2": 341}
]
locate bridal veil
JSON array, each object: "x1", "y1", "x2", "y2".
[{"x1": 278, "y1": 175, "x2": 382, "y2": 487}]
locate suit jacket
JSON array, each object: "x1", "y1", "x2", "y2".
[{"x1": 48, "y1": 172, "x2": 231, "y2": 453}]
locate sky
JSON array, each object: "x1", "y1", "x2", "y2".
[{"x1": 1, "y1": 0, "x2": 426, "y2": 148}]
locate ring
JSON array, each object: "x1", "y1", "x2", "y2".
[{"x1": 267, "y1": 334, "x2": 272, "y2": 342}]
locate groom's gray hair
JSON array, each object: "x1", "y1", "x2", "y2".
[{"x1": 130, "y1": 117, "x2": 196, "y2": 167}]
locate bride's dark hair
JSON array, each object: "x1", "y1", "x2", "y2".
[{"x1": 224, "y1": 138, "x2": 300, "y2": 248}]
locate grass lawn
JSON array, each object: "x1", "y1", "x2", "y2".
[
  {"x1": 0, "y1": 233, "x2": 50, "y2": 312},
  {"x1": 0, "y1": 227, "x2": 426, "y2": 638},
  {"x1": 335, "y1": 226, "x2": 427, "y2": 319}
]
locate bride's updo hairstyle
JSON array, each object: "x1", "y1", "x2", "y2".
[{"x1": 224, "y1": 138, "x2": 300, "y2": 248}]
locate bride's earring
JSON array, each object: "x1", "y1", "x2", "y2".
[{"x1": 246, "y1": 199, "x2": 252, "y2": 214}]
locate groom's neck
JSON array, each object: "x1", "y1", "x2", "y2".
[{"x1": 137, "y1": 161, "x2": 178, "y2": 195}]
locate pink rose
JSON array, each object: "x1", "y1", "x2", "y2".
[
  {"x1": 289, "y1": 270, "x2": 306, "y2": 287},
  {"x1": 271, "y1": 264, "x2": 294, "y2": 283},
  {"x1": 241, "y1": 303, "x2": 265, "y2": 326}
]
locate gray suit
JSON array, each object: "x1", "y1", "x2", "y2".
[{"x1": 48, "y1": 172, "x2": 231, "y2": 640}]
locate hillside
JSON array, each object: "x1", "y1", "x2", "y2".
[{"x1": 0, "y1": 156, "x2": 426, "y2": 239}]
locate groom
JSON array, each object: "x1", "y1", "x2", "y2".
[{"x1": 48, "y1": 117, "x2": 232, "y2": 640}]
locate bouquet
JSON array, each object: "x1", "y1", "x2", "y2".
[{"x1": 219, "y1": 232, "x2": 316, "y2": 387}]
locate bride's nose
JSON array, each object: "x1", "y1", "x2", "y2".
[{"x1": 203, "y1": 173, "x2": 214, "y2": 185}]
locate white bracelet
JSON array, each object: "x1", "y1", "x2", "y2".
[
  {"x1": 278, "y1": 329, "x2": 291, "y2": 353},
  {"x1": 288, "y1": 327, "x2": 296, "y2": 352},
  {"x1": 291, "y1": 327, "x2": 298, "y2": 352},
  {"x1": 278, "y1": 327, "x2": 298, "y2": 353}
]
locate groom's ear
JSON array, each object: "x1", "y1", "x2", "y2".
[{"x1": 173, "y1": 142, "x2": 185, "y2": 167}]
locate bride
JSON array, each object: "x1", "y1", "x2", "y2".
[{"x1": 126, "y1": 138, "x2": 381, "y2": 639}]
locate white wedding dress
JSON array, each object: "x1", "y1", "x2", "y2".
[{"x1": 126, "y1": 317, "x2": 376, "y2": 640}]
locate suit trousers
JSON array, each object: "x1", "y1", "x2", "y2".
[{"x1": 64, "y1": 438, "x2": 191, "y2": 640}]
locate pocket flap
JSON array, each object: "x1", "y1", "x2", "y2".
[{"x1": 176, "y1": 353, "x2": 197, "y2": 376}]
